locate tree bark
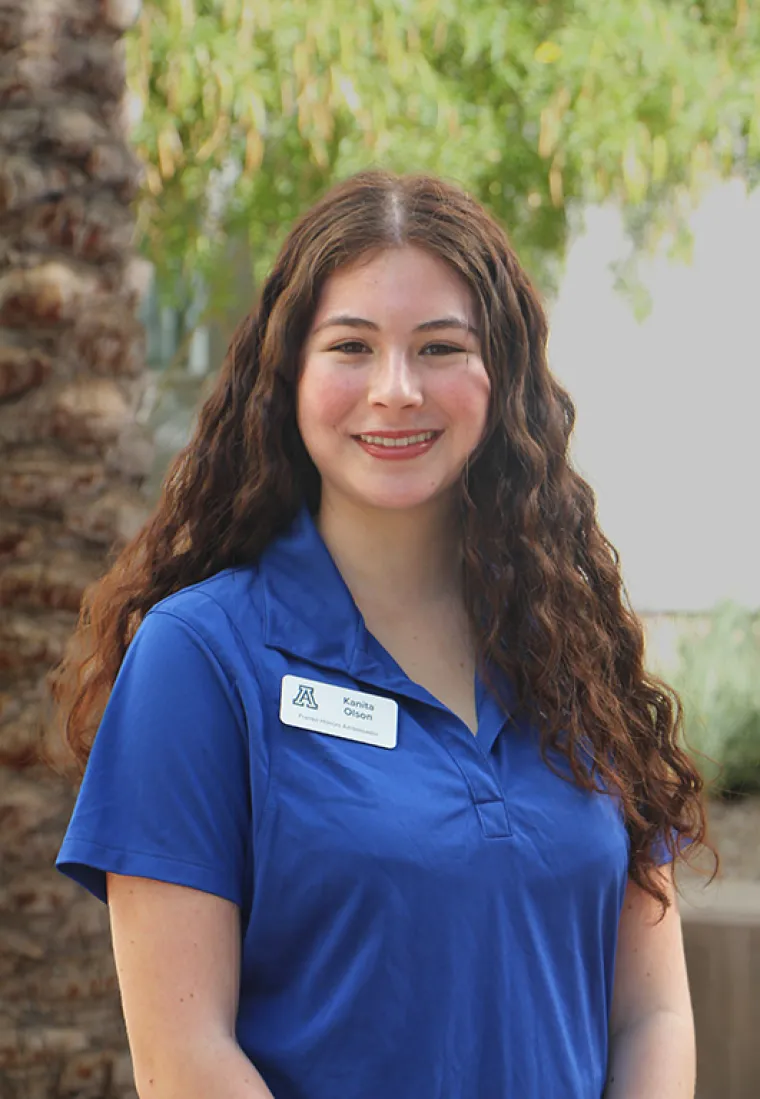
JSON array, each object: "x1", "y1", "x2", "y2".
[{"x1": 0, "y1": 1, "x2": 148, "y2": 1094}]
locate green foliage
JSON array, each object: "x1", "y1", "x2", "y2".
[
  {"x1": 667, "y1": 604, "x2": 760, "y2": 796},
  {"x1": 126, "y1": 0, "x2": 760, "y2": 315}
]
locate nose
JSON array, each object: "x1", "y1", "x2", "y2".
[{"x1": 366, "y1": 351, "x2": 424, "y2": 409}]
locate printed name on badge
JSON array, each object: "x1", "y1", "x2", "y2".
[{"x1": 280, "y1": 675, "x2": 398, "y2": 749}]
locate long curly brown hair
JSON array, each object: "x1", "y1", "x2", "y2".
[{"x1": 52, "y1": 169, "x2": 712, "y2": 910}]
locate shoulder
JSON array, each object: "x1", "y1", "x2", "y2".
[{"x1": 145, "y1": 564, "x2": 267, "y2": 677}]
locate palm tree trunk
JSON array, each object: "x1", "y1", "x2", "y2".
[{"x1": 0, "y1": 1, "x2": 148, "y2": 1094}]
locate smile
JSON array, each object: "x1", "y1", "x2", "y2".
[{"x1": 355, "y1": 431, "x2": 439, "y2": 448}]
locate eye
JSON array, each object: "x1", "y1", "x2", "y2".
[
  {"x1": 420, "y1": 342, "x2": 465, "y2": 356},
  {"x1": 329, "y1": 340, "x2": 370, "y2": 355}
]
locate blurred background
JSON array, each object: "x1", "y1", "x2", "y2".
[{"x1": 1, "y1": 1, "x2": 758, "y2": 1096}]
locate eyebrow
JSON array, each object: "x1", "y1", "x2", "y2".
[{"x1": 312, "y1": 314, "x2": 480, "y2": 339}]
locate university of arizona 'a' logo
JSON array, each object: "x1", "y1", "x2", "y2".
[{"x1": 292, "y1": 684, "x2": 318, "y2": 710}]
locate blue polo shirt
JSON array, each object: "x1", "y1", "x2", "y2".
[{"x1": 58, "y1": 507, "x2": 640, "y2": 1097}]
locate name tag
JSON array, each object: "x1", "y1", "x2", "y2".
[{"x1": 280, "y1": 675, "x2": 398, "y2": 749}]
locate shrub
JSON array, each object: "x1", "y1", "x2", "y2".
[{"x1": 664, "y1": 602, "x2": 760, "y2": 796}]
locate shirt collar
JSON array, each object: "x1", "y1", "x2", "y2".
[
  {"x1": 259, "y1": 506, "x2": 514, "y2": 747},
  {"x1": 260, "y1": 506, "x2": 367, "y2": 676}
]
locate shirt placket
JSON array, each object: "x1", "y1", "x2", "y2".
[{"x1": 350, "y1": 642, "x2": 513, "y2": 841}]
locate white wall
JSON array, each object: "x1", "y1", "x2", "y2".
[{"x1": 548, "y1": 179, "x2": 760, "y2": 612}]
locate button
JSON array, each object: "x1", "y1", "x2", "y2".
[{"x1": 475, "y1": 798, "x2": 511, "y2": 839}]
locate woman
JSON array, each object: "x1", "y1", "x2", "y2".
[{"x1": 54, "y1": 171, "x2": 709, "y2": 1099}]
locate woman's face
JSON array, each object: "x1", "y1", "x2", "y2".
[{"x1": 297, "y1": 245, "x2": 491, "y2": 516}]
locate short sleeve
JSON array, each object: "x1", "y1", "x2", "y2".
[
  {"x1": 56, "y1": 608, "x2": 252, "y2": 906},
  {"x1": 650, "y1": 827, "x2": 691, "y2": 866}
]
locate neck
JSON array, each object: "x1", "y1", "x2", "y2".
[{"x1": 316, "y1": 492, "x2": 463, "y2": 609}]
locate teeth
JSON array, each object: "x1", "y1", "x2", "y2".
[{"x1": 358, "y1": 431, "x2": 437, "y2": 448}]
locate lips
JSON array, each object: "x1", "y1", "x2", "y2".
[
  {"x1": 352, "y1": 429, "x2": 443, "y2": 461},
  {"x1": 355, "y1": 430, "x2": 439, "y2": 449}
]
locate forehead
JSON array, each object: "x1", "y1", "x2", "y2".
[{"x1": 311, "y1": 246, "x2": 476, "y2": 327}]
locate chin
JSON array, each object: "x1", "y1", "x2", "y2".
[{"x1": 343, "y1": 478, "x2": 454, "y2": 514}]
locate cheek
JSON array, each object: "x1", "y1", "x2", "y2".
[
  {"x1": 297, "y1": 364, "x2": 364, "y2": 439},
  {"x1": 435, "y1": 365, "x2": 491, "y2": 435}
]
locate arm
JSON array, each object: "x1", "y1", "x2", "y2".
[
  {"x1": 107, "y1": 873, "x2": 274, "y2": 1099},
  {"x1": 605, "y1": 867, "x2": 695, "y2": 1099}
]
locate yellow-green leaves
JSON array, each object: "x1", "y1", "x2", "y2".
[
  {"x1": 127, "y1": 0, "x2": 760, "y2": 312},
  {"x1": 535, "y1": 40, "x2": 562, "y2": 64}
]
